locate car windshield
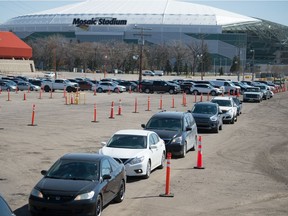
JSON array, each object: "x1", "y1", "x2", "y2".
[
  {"x1": 46, "y1": 160, "x2": 99, "y2": 181},
  {"x1": 192, "y1": 104, "x2": 217, "y2": 114},
  {"x1": 211, "y1": 99, "x2": 232, "y2": 107},
  {"x1": 146, "y1": 118, "x2": 182, "y2": 131},
  {"x1": 107, "y1": 135, "x2": 147, "y2": 149}
]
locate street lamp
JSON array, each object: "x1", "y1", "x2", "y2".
[
  {"x1": 197, "y1": 54, "x2": 203, "y2": 80},
  {"x1": 250, "y1": 49, "x2": 255, "y2": 81},
  {"x1": 133, "y1": 26, "x2": 151, "y2": 84}
]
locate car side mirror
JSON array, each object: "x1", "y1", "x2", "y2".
[
  {"x1": 41, "y1": 170, "x2": 47, "y2": 176},
  {"x1": 141, "y1": 124, "x2": 146, "y2": 128},
  {"x1": 186, "y1": 126, "x2": 192, "y2": 131},
  {"x1": 102, "y1": 174, "x2": 112, "y2": 180},
  {"x1": 150, "y1": 145, "x2": 157, "y2": 150},
  {"x1": 101, "y1": 142, "x2": 107, "y2": 147}
]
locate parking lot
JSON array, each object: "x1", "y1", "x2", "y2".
[{"x1": 1, "y1": 72, "x2": 288, "y2": 216}]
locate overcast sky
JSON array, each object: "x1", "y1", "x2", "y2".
[{"x1": 0, "y1": 0, "x2": 287, "y2": 26}]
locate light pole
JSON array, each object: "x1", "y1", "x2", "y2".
[
  {"x1": 133, "y1": 26, "x2": 151, "y2": 84},
  {"x1": 197, "y1": 54, "x2": 203, "y2": 80},
  {"x1": 250, "y1": 49, "x2": 255, "y2": 81}
]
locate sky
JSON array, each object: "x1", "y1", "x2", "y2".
[{"x1": 0, "y1": 0, "x2": 287, "y2": 26}]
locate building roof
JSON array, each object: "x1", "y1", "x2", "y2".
[
  {"x1": 0, "y1": 32, "x2": 32, "y2": 59},
  {"x1": 4, "y1": 0, "x2": 260, "y2": 26}
]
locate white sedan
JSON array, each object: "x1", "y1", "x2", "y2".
[{"x1": 99, "y1": 129, "x2": 166, "y2": 179}]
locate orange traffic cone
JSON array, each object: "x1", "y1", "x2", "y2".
[{"x1": 194, "y1": 136, "x2": 205, "y2": 169}]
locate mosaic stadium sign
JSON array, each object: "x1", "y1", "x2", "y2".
[{"x1": 72, "y1": 17, "x2": 127, "y2": 26}]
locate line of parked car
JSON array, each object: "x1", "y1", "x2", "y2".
[{"x1": 1, "y1": 73, "x2": 282, "y2": 216}]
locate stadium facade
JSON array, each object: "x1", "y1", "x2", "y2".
[{"x1": 1, "y1": 0, "x2": 288, "y2": 69}]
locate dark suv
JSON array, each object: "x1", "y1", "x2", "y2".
[
  {"x1": 141, "y1": 111, "x2": 198, "y2": 157},
  {"x1": 140, "y1": 80, "x2": 181, "y2": 94},
  {"x1": 191, "y1": 102, "x2": 223, "y2": 133}
]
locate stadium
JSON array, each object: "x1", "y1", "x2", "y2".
[{"x1": 1, "y1": 0, "x2": 288, "y2": 69}]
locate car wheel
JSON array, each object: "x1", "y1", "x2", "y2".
[
  {"x1": 114, "y1": 88, "x2": 119, "y2": 93},
  {"x1": 219, "y1": 123, "x2": 223, "y2": 130},
  {"x1": 180, "y1": 142, "x2": 187, "y2": 158},
  {"x1": 214, "y1": 125, "x2": 219, "y2": 133},
  {"x1": 66, "y1": 86, "x2": 72, "y2": 93},
  {"x1": 44, "y1": 85, "x2": 50, "y2": 92},
  {"x1": 144, "y1": 88, "x2": 150, "y2": 94},
  {"x1": 210, "y1": 91, "x2": 216, "y2": 96},
  {"x1": 192, "y1": 90, "x2": 198, "y2": 95},
  {"x1": 143, "y1": 160, "x2": 151, "y2": 179},
  {"x1": 97, "y1": 88, "x2": 103, "y2": 93},
  {"x1": 235, "y1": 115, "x2": 237, "y2": 122},
  {"x1": 114, "y1": 180, "x2": 125, "y2": 203},
  {"x1": 168, "y1": 89, "x2": 174, "y2": 94},
  {"x1": 230, "y1": 116, "x2": 235, "y2": 124},
  {"x1": 184, "y1": 89, "x2": 190, "y2": 94},
  {"x1": 158, "y1": 152, "x2": 166, "y2": 169},
  {"x1": 95, "y1": 195, "x2": 102, "y2": 216}
]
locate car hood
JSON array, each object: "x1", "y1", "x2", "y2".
[
  {"x1": 35, "y1": 178, "x2": 98, "y2": 195},
  {"x1": 146, "y1": 129, "x2": 180, "y2": 140},
  {"x1": 218, "y1": 106, "x2": 233, "y2": 111},
  {"x1": 101, "y1": 147, "x2": 146, "y2": 159},
  {"x1": 192, "y1": 113, "x2": 214, "y2": 118}
]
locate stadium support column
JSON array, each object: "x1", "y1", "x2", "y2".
[
  {"x1": 133, "y1": 26, "x2": 151, "y2": 84},
  {"x1": 250, "y1": 49, "x2": 255, "y2": 81}
]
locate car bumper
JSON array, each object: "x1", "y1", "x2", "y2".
[
  {"x1": 165, "y1": 143, "x2": 184, "y2": 156},
  {"x1": 222, "y1": 113, "x2": 233, "y2": 122},
  {"x1": 195, "y1": 121, "x2": 219, "y2": 131},
  {"x1": 29, "y1": 196, "x2": 96, "y2": 216},
  {"x1": 124, "y1": 162, "x2": 148, "y2": 176}
]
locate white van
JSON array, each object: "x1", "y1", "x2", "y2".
[{"x1": 210, "y1": 80, "x2": 240, "y2": 94}]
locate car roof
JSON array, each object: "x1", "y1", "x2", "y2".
[
  {"x1": 195, "y1": 101, "x2": 218, "y2": 106},
  {"x1": 151, "y1": 111, "x2": 187, "y2": 119},
  {"x1": 114, "y1": 129, "x2": 153, "y2": 136},
  {"x1": 212, "y1": 96, "x2": 232, "y2": 100},
  {"x1": 60, "y1": 153, "x2": 109, "y2": 161}
]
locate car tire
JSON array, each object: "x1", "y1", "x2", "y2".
[
  {"x1": 95, "y1": 195, "x2": 102, "y2": 216},
  {"x1": 180, "y1": 142, "x2": 187, "y2": 158},
  {"x1": 213, "y1": 125, "x2": 219, "y2": 133},
  {"x1": 210, "y1": 91, "x2": 217, "y2": 96},
  {"x1": 66, "y1": 86, "x2": 72, "y2": 93},
  {"x1": 158, "y1": 152, "x2": 166, "y2": 169},
  {"x1": 168, "y1": 89, "x2": 174, "y2": 94},
  {"x1": 114, "y1": 180, "x2": 125, "y2": 203},
  {"x1": 143, "y1": 160, "x2": 151, "y2": 179},
  {"x1": 144, "y1": 88, "x2": 150, "y2": 94},
  {"x1": 184, "y1": 89, "x2": 190, "y2": 94},
  {"x1": 230, "y1": 116, "x2": 235, "y2": 124},
  {"x1": 97, "y1": 88, "x2": 103, "y2": 93},
  {"x1": 219, "y1": 123, "x2": 223, "y2": 130},
  {"x1": 44, "y1": 85, "x2": 50, "y2": 92},
  {"x1": 192, "y1": 90, "x2": 198, "y2": 95}
]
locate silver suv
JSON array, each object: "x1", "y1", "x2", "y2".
[
  {"x1": 211, "y1": 96, "x2": 238, "y2": 124},
  {"x1": 190, "y1": 84, "x2": 223, "y2": 96}
]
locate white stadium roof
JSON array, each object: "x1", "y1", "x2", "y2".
[{"x1": 4, "y1": 0, "x2": 260, "y2": 26}]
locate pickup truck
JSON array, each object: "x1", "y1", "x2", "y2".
[
  {"x1": 242, "y1": 86, "x2": 263, "y2": 102},
  {"x1": 140, "y1": 80, "x2": 181, "y2": 94},
  {"x1": 42, "y1": 79, "x2": 79, "y2": 92}
]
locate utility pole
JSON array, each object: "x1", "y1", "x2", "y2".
[
  {"x1": 133, "y1": 26, "x2": 151, "y2": 83},
  {"x1": 250, "y1": 49, "x2": 255, "y2": 81}
]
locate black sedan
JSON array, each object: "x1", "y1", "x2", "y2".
[
  {"x1": 0, "y1": 194, "x2": 16, "y2": 216},
  {"x1": 29, "y1": 153, "x2": 126, "y2": 216}
]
